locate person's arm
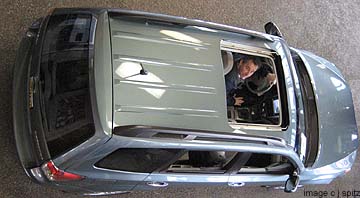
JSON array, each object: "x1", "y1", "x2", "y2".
[
  {"x1": 227, "y1": 91, "x2": 235, "y2": 106},
  {"x1": 225, "y1": 62, "x2": 245, "y2": 106},
  {"x1": 226, "y1": 81, "x2": 235, "y2": 106},
  {"x1": 225, "y1": 72, "x2": 236, "y2": 106}
]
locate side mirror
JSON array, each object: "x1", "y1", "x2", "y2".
[
  {"x1": 264, "y1": 22, "x2": 283, "y2": 37},
  {"x1": 284, "y1": 173, "x2": 300, "y2": 193}
]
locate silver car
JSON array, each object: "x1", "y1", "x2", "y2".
[{"x1": 13, "y1": 8, "x2": 358, "y2": 195}]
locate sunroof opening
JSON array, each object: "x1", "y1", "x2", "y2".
[{"x1": 221, "y1": 41, "x2": 282, "y2": 126}]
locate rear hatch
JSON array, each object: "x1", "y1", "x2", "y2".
[{"x1": 39, "y1": 13, "x2": 96, "y2": 157}]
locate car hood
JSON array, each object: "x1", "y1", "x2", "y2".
[{"x1": 292, "y1": 48, "x2": 358, "y2": 168}]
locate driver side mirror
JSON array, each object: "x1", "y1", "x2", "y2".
[
  {"x1": 264, "y1": 22, "x2": 283, "y2": 38},
  {"x1": 284, "y1": 173, "x2": 300, "y2": 193}
]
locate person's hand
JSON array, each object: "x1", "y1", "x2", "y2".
[
  {"x1": 233, "y1": 96, "x2": 244, "y2": 106},
  {"x1": 266, "y1": 73, "x2": 276, "y2": 85}
]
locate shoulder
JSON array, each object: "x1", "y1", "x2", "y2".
[{"x1": 226, "y1": 65, "x2": 238, "y2": 80}]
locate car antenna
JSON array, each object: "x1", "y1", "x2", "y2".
[{"x1": 139, "y1": 63, "x2": 148, "y2": 75}]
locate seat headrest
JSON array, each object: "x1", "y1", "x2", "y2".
[{"x1": 221, "y1": 51, "x2": 234, "y2": 75}]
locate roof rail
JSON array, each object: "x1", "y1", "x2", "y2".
[
  {"x1": 108, "y1": 9, "x2": 275, "y2": 42},
  {"x1": 113, "y1": 125, "x2": 287, "y2": 148}
]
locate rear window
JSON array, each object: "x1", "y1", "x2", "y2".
[
  {"x1": 95, "y1": 149, "x2": 181, "y2": 173},
  {"x1": 40, "y1": 14, "x2": 95, "y2": 157},
  {"x1": 42, "y1": 14, "x2": 91, "y2": 54}
]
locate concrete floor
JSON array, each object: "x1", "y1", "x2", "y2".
[{"x1": 1, "y1": 0, "x2": 359, "y2": 197}]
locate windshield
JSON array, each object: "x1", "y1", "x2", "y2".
[{"x1": 291, "y1": 50, "x2": 319, "y2": 167}]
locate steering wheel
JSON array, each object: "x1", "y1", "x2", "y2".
[{"x1": 245, "y1": 64, "x2": 276, "y2": 96}]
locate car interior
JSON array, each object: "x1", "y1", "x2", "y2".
[
  {"x1": 167, "y1": 150, "x2": 292, "y2": 174},
  {"x1": 221, "y1": 49, "x2": 281, "y2": 126},
  {"x1": 95, "y1": 148, "x2": 293, "y2": 175}
]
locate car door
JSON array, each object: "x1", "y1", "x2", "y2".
[
  {"x1": 137, "y1": 172, "x2": 230, "y2": 190},
  {"x1": 132, "y1": 149, "x2": 231, "y2": 190},
  {"x1": 133, "y1": 151, "x2": 293, "y2": 190},
  {"x1": 227, "y1": 154, "x2": 292, "y2": 188}
]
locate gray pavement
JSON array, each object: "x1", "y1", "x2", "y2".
[{"x1": 0, "y1": 0, "x2": 359, "y2": 197}]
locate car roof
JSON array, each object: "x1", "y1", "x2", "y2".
[{"x1": 93, "y1": 10, "x2": 298, "y2": 149}]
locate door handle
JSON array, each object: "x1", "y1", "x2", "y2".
[
  {"x1": 146, "y1": 181, "x2": 169, "y2": 187},
  {"x1": 228, "y1": 182, "x2": 245, "y2": 187}
]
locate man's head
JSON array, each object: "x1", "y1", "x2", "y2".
[{"x1": 237, "y1": 56, "x2": 261, "y2": 80}]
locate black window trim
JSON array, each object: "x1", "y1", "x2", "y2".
[
  {"x1": 290, "y1": 50, "x2": 319, "y2": 167},
  {"x1": 94, "y1": 148, "x2": 295, "y2": 175}
]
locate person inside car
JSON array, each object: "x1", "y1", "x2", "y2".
[{"x1": 225, "y1": 55, "x2": 261, "y2": 106}]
